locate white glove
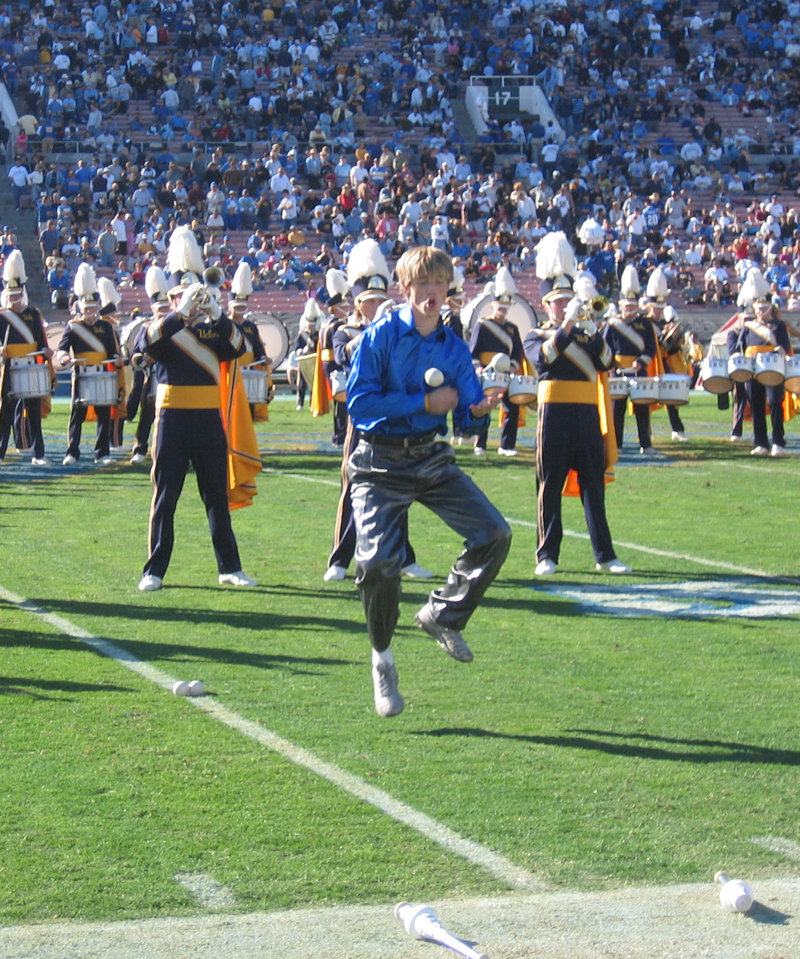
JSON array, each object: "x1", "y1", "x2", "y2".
[
  {"x1": 176, "y1": 283, "x2": 205, "y2": 319},
  {"x1": 565, "y1": 296, "x2": 582, "y2": 323},
  {"x1": 576, "y1": 318, "x2": 598, "y2": 336},
  {"x1": 204, "y1": 295, "x2": 222, "y2": 321}
]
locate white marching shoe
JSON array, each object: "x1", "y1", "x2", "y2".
[
  {"x1": 402, "y1": 562, "x2": 433, "y2": 579},
  {"x1": 219, "y1": 571, "x2": 257, "y2": 587},
  {"x1": 31, "y1": 457, "x2": 49, "y2": 466},
  {"x1": 671, "y1": 431, "x2": 689, "y2": 442},
  {"x1": 323, "y1": 565, "x2": 347, "y2": 582},
  {"x1": 497, "y1": 447, "x2": 518, "y2": 456},
  {"x1": 130, "y1": 452, "x2": 146, "y2": 465},
  {"x1": 372, "y1": 661, "x2": 405, "y2": 717},
  {"x1": 534, "y1": 558, "x2": 558, "y2": 576},
  {"x1": 62, "y1": 454, "x2": 77, "y2": 465},
  {"x1": 138, "y1": 574, "x2": 163, "y2": 591},
  {"x1": 750, "y1": 446, "x2": 769, "y2": 456},
  {"x1": 473, "y1": 446, "x2": 486, "y2": 456},
  {"x1": 770, "y1": 444, "x2": 787, "y2": 457},
  {"x1": 596, "y1": 559, "x2": 633, "y2": 574}
]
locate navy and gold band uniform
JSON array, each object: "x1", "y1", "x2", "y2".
[
  {"x1": 327, "y1": 315, "x2": 418, "y2": 573},
  {"x1": 0, "y1": 304, "x2": 51, "y2": 461},
  {"x1": 602, "y1": 310, "x2": 658, "y2": 450},
  {"x1": 525, "y1": 320, "x2": 619, "y2": 566},
  {"x1": 139, "y1": 309, "x2": 247, "y2": 581},
  {"x1": 467, "y1": 314, "x2": 526, "y2": 452},
  {"x1": 729, "y1": 315, "x2": 791, "y2": 449},
  {"x1": 318, "y1": 314, "x2": 348, "y2": 445},
  {"x1": 653, "y1": 313, "x2": 686, "y2": 434},
  {"x1": 56, "y1": 316, "x2": 121, "y2": 461},
  {"x1": 236, "y1": 314, "x2": 271, "y2": 420}
]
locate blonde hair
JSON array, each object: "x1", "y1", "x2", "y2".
[{"x1": 396, "y1": 246, "x2": 454, "y2": 288}]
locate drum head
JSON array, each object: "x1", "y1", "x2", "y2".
[
  {"x1": 461, "y1": 292, "x2": 539, "y2": 342},
  {"x1": 250, "y1": 312, "x2": 290, "y2": 368},
  {"x1": 119, "y1": 317, "x2": 147, "y2": 357}
]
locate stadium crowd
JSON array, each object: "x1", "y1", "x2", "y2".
[{"x1": 3, "y1": 0, "x2": 800, "y2": 310}]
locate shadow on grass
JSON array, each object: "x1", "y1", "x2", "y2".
[
  {"x1": 410, "y1": 727, "x2": 800, "y2": 766},
  {"x1": 746, "y1": 900, "x2": 793, "y2": 925},
  {"x1": 0, "y1": 676, "x2": 134, "y2": 699},
  {"x1": 0, "y1": 616, "x2": 357, "y2": 676}
]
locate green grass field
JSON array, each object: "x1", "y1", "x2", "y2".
[{"x1": 1, "y1": 394, "x2": 799, "y2": 929}]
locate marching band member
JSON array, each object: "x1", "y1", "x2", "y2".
[
  {"x1": 468, "y1": 266, "x2": 528, "y2": 457},
  {"x1": 312, "y1": 267, "x2": 351, "y2": 444},
  {"x1": 346, "y1": 246, "x2": 510, "y2": 717},
  {"x1": 727, "y1": 268, "x2": 791, "y2": 456},
  {"x1": 228, "y1": 262, "x2": 270, "y2": 421},
  {"x1": 723, "y1": 292, "x2": 751, "y2": 443},
  {"x1": 0, "y1": 250, "x2": 53, "y2": 466},
  {"x1": 134, "y1": 276, "x2": 257, "y2": 591},
  {"x1": 127, "y1": 266, "x2": 169, "y2": 464},
  {"x1": 294, "y1": 298, "x2": 323, "y2": 411},
  {"x1": 56, "y1": 264, "x2": 123, "y2": 466},
  {"x1": 603, "y1": 264, "x2": 659, "y2": 454},
  {"x1": 324, "y1": 239, "x2": 431, "y2": 583},
  {"x1": 527, "y1": 233, "x2": 631, "y2": 576},
  {"x1": 644, "y1": 267, "x2": 689, "y2": 442},
  {"x1": 98, "y1": 276, "x2": 127, "y2": 452}
]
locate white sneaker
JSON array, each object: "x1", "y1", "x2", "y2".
[
  {"x1": 110, "y1": 445, "x2": 126, "y2": 452},
  {"x1": 730, "y1": 434, "x2": 744, "y2": 443},
  {"x1": 138, "y1": 574, "x2": 163, "y2": 591},
  {"x1": 671, "y1": 431, "x2": 689, "y2": 442},
  {"x1": 750, "y1": 446, "x2": 769, "y2": 456},
  {"x1": 402, "y1": 562, "x2": 433, "y2": 579},
  {"x1": 596, "y1": 559, "x2": 633, "y2": 574},
  {"x1": 323, "y1": 565, "x2": 347, "y2": 581},
  {"x1": 639, "y1": 446, "x2": 656, "y2": 455},
  {"x1": 62, "y1": 454, "x2": 77, "y2": 465},
  {"x1": 295, "y1": 403, "x2": 303, "y2": 411},
  {"x1": 473, "y1": 447, "x2": 486, "y2": 457},
  {"x1": 130, "y1": 453, "x2": 146, "y2": 465},
  {"x1": 372, "y1": 661, "x2": 405, "y2": 717},
  {"x1": 770, "y1": 444, "x2": 787, "y2": 457},
  {"x1": 534, "y1": 558, "x2": 558, "y2": 576},
  {"x1": 497, "y1": 447, "x2": 519, "y2": 456},
  {"x1": 219, "y1": 571, "x2": 257, "y2": 587},
  {"x1": 94, "y1": 456, "x2": 114, "y2": 466},
  {"x1": 31, "y1": 457, "x2": 49, "y2": 466}
]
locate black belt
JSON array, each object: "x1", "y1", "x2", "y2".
[{"x1": 359, "y1": 431, "x2": 438, "y2": 449}]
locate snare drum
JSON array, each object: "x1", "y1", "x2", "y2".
[
  {"x1": 658, "y1": 373, "x2": 691, "y2": 405},
  {"x1": 506, "y1": 373, "x2": 538, "y2": 405},
  {"x1": 480, "y1": 370, "x2": 509, "y2": 395},
  {"x1": 728, "y1": 354, "x2": 755, "y2": 383},
  {"x1": 629, "y1": 377, "x2": 659, "y2": 405},
  {"x1": 241, "y1": 368, "x2": 268, "y2": 404},
  {"x1": 329, "y1": 369, "x2": 347, "y2": 402},
  {"x1": 754, "y1": 351, "x2": 785, "y2": 387},
  {"x1": 700, "y1": 356, "x2": 732, "y2": 394},
  {"x1": 76, "y1": 369, "x2": 119, "y2": 406},
  {"x1": 8, "y1": 358, "x2": 51, "y2": 399},
  {"x1": 784, "y1": 354, "x2": 800, "y2": 394},
  {"x1": 608, "y1": 376, "x2": 630, "y2": 400}
]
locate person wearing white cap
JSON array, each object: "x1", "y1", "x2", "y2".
[
  {"x1": 315, "y1": 267, "x2": 351, "y2": 445},
  {"x1": 97, "y1": 276, "x2": 127, "y2": 451},
  {"x1": 642, "y1": 267, "x2": 689, "y2": 442},
  {"x1": 0, "y1": 250, "x2": 53, "y2": 466},
  {"x1": 728, "y1": 268, "x2": 791, "y2": 456},
  {"x1": 527, "y1": 233, "x2": 631, "y2": 576},
  {"x1": 56, "y1": 264, "x2": 123, "y2": 466},
  {"x1": 228, "y1": 262, "x2": 269, "y2": 420}
]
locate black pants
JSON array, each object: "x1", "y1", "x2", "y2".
[
  {"x1": 126, "y1": 369, "x2": 155, "y2": 456},
  {"x1": 731, "y1": 381, "x2": 747, "y2": 437},
  {"x1": 475, "y1": 395, "x2": 519, "y2": 450},
  {"x1": 144, "y1": 407, "x2": 241, "y2": 580},
  {"x1": 0, "y1": 397, "x2": 44, "y2": 458},
  {"x1": 612, "y1": 397, "x2": 651, "y2": 449},
  {"x1": 329, "y1": 420, "x2": 417, "y2": 571},
  {"x1": 350, "y1": 438, "x2": 511, "y2": 652},
  {"x1": 747, "y1": 379, "x2": 785, "y2": 448},
  {"x1": 536, "y1": 402, "x2": 616, "y2": 565},
  {"x1": 665, "y1": 404, "x2": 685, "y2": 433},
  {"x1": 332, "y1": 398, "x2": 348, "y2": 446},
  {"x1": 66, "y1": 400, "x2": 111, "y2": 459}
]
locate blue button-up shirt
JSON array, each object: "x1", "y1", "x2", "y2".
[{"x1": 347, "y1": 304, "x2": 488, "y2": 437}]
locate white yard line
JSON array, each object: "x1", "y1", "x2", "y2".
[
  {"x1": 0, "y1": 584, "x2": 539, "y2": 893},
  {"x1": 751, "y1": 836, "x2": 800, "y2": 862},
  {"x1": 174, "y1": 874, "x2": 236, "y2": 911}
]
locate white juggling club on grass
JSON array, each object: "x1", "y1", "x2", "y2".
[
  {"x1": 715, "y1": 871, "x2": 754, "y2": 912},
  {"x1": 395, "y1": 902, "x2": 488, "y2": 959}
]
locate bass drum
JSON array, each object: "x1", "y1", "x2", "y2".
[
  {"x1": 250, "y1": 312, "x2": 290, "y2": 369},
  {"x1": 460, "y1": 292, "x2": 539, "y2": 343}
]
